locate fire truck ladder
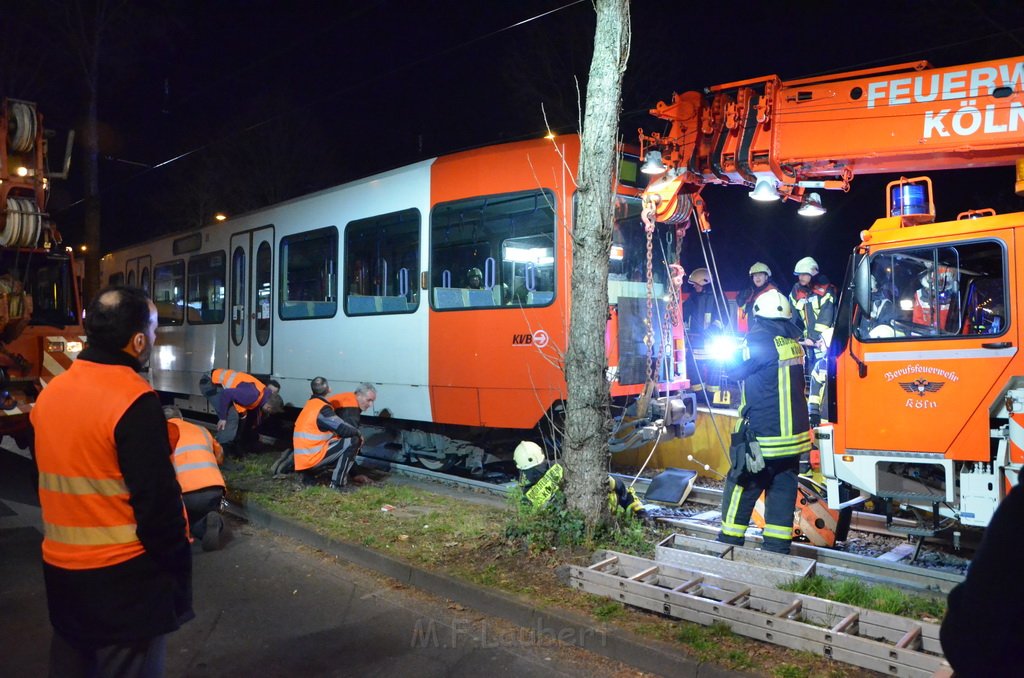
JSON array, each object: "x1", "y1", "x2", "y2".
[{"x1": 570, "y1": 550, "x2": 948, "y2": 678}]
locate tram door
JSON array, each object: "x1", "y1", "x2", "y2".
[
  {"x1": 228, "y1": 227, "x2": 274, "y2": 376},
  {"x1": 125, "y1": 255, "x2": 152, "y2": 295}
]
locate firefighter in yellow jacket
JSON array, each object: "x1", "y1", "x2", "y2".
[
  {"x1": 31, "y1": 286, "x2": 192, "y2": 674},
  {"x1": 164, "y1": 405, "x2": 227, "y2": 551},
  {"x1": 717, "y1": 289, "x2": 812, "y2": 554}
]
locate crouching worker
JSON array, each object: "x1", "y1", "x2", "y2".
[
  {"x1": 717, "y1": 289, "x2": 812, "y2": 554},
  {"x1": 513, "y1": 441, "x2": 642, "y2": 515},
  {"x1": 164, "y1": 406, "x2": 227, "y2": 551},
  {"x1": 294, "y1": 376, "x2": 363, "y2": 490},
  {"x1": 198, "y1": 368, "x2": 284, "y2": 457}
]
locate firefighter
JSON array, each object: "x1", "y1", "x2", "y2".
[
  {"x1": 199, "y1": 368, "x2": 284, "y2": 456},
  {"x1": 717, "y1": 288, "x2": 812, "y2": 554},
  {"x1": 164, "y1": 405, "x2": 227, "y2": 551},
  {"x1": 735, "y1": 262, "x2": 778, "y2": 332},
  {"x1": 683, "y1": 267, "x2": 724, "y2": 390},
  {"x1": 513, "y1": 441, "x2": 642, "y2": 515},
  {"x1": 789, "y1": 256, "x2": 836, "y2": 364},
  {"x1": 294, "y1": 377, "x2": 365, "y2": 490},
  {"x1": 466, "y1": 267, "x2": 484, "y2": 289},
  {"x1": 30, "y1": 287, "x2": 192, "y2": 673}
]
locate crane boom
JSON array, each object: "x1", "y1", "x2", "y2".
[{"x1": 641, "y1": 56, "x2": 1024, "y2": 219}]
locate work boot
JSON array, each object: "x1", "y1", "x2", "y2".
[{"x1": 202, "y1": 512, "x2": 225, "y2": 552}]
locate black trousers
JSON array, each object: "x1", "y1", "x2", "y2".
[
  {"x1": 717, "y1": 455, "x2": 800, "y2": 553},
  {"x1": 49, "y1": 629, "x2": 167, "y2": 678}
]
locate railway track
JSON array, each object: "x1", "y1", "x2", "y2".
[{"x1": 369, "y1": 459, "x2": 968, "y2": 595}]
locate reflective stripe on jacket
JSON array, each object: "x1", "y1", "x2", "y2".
[
  {"x1": 293, "y1": 396, "x2": 338, "y2": 471},
  {"x1": 168, "y1": 418, "x2": 224, "y2": 493},
  {"x1": 31, "y1": 360, "x2": 153, "y2": 569},
  {"x1": 733, "y1": 318, "x2": 813, "y2": 458},
  {"x1": 211, "y1": 368, "x2": 266, "y2": 414}
]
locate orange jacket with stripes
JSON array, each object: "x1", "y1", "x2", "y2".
[
  {"x1": 293, "y1": 396, "x2": 339, "y2": 471},
  {"x1": 210, "y1": 368, "x2": 267, "y2": 415},
  {"x1": 167, "y1": 418, "x2": 224, "y2": 493},
  {"x1": 32, "y1": 360, "x2": 169, "y2": 569}
]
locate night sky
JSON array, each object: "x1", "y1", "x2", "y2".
[{"x1": 4, "y1": 0, "x2": 1024, "y2": 291}]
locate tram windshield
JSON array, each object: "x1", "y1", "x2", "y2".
[{"x1": 608, "y1": 195, "x2": 674, "y2": 304}]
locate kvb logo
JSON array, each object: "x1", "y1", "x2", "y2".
[{"x1": 511, "y1": 330, "x2": 549, "y2": 348}]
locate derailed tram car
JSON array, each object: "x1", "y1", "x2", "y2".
[{"x1": 101, "y1": 136, "x2": 696, "y2": 473}]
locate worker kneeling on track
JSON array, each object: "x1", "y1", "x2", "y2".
[
  {"x1": 292, "y1": 376, "x2": 364, "y2": 491},
  {"x1": 716, "y1": 289, "x2": 812, "y2": 554},
  {"x1": 164, "y1": 405, "x2": 228, "y2": 551},
  {"x1": 513, "y1": 441, "x2": 643, "y2": 516}
]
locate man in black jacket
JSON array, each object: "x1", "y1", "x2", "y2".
[
  {"x1": 31, "y1": 286, "x2": 192, "y2": 677},
  {"x1": 940, "y1": 482, "x2": 1023, "y2": 675},
  {"x1": 717, "y1": 288, "x2": 812, "y2": 554}
]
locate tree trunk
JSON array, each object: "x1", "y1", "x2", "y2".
[{"x1": 562, "y1": 0, "x2": 630, "y2": 526}]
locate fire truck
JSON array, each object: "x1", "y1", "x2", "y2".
[
  {"x1": 640, "y1": 55, "x2": 1024, "y2": 531},
  {"x1": 0, "y1": 98, "x2": 83, "y2": 449}
]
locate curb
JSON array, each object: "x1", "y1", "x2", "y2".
[{"x1": 228, "y1": 497, "x2": 748, "y2": 678}]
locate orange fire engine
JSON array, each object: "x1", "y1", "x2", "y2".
[
  {"x1": 641, "y1": 55, "x2": 1024, "y2": 531},
  {"x1": 0, "y1": 98, "x2": 84, "y2": 448}
]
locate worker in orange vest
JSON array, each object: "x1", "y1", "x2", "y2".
[
  {"x1": 31, "y1": 286, "x2": 192, "y2": 675},
  {"x1": 164, "y1": 405, "x2": 227, "y2": 551},
  {"x1": 293, "y1": 377, "x2": 365, "y2": 489},
  {"x1": 198, "y1": 368, "x2": 284, "y2": 456}
]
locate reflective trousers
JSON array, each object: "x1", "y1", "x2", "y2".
[{"x1": 717, "y1": 455, "x2": 800, "y2": 553}]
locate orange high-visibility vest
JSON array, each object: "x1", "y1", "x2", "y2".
[
  {"x1": 327, "y1": 392, "x2": 358, "y2": 410},
  {"x1": 210, "y1": 369, "x2": 266, "y2": 415},
  {"x1": 32, "y1": 360, "x2": 156, "y2": 570},
  {"x1": 293, "y1": 397, "x2": 338, "y2": 471},
  {"x1": 167, "y1": 418, "x2": 224, "y2": 493}
]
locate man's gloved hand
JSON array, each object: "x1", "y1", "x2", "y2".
[
  {"x1": 809, "y1": 413, "x2": 821, "y2": 428},
  {"x1": 745, "y1": 440, "x2": 765, "y2": 474}
]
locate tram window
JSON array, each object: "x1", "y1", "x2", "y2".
[
  {"x1": 605, "y1": 195, "x2": 673, "y2": 304},
  {"x1": 127, "y1": 269, "x2": 136, "y2": 288},
  {"x1": 345, "y1": 208, "x2": 420, "y2": 316},
  {"x1": 140, "y1": 267, "x2": 151, "y2": 294},
  {"x1": 857, "y1": 241, "x2": 1008, "y2": 340},
  {"x1": 430, "y1": 190, "x2": 555, "y2": 310},
  {"x1": 231, "y1": 246, "x2": 245, "y2": 345},
  {"x1": 186, "y1": 251, "x2": 226, "y2": 324},
  {"x1": 153, "y1": 260, "x2": 185, "y2": 326},
  {"x1": 279, "y1": 227, "x2": 338, "y2": 320},
  {"x1": 108, "y1": 272, "x2": 125, "y2": 286},
  {"x1": 255, "y1": 241, "x2": 272, "y2": 344}
]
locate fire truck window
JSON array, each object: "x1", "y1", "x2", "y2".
[
  {"x1": 153, "y1": 260, "x2": 185, "y2": 326},
  {"x1": 606, "y1": 195, "x2": 672, "y2": 305},
  {"x1": 430, "y1": 190, "x2": 555, "y2": 310},
  {"x1": 344, "y1": 208, "x2": 420, "y2": 316},
  {"x1": 279, "y1": 227, "x2": 338, "y2": 320},
  {"x1": 860, "y1": 241, "x2": 1006, "y2": 340},
  {"x1": 186, "y1": 251, "x2": 226, "y2": 324}
]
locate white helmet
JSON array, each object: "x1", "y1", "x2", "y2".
[
  {"x1": 752, "y1": 289, "x2": 792, "y2": 319},
  {"x1": 749, "y1": 262, "x2": 771, "y2": 276},
  {"x1": 688, "y1": 268, "x2": 711, "y2": 286},
  {"x1": 794, "y1": 256, "x2": 819, "y2": 276},
  {"x1": 514, "y1": 441, "x2": 545, "y2": 470}
]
